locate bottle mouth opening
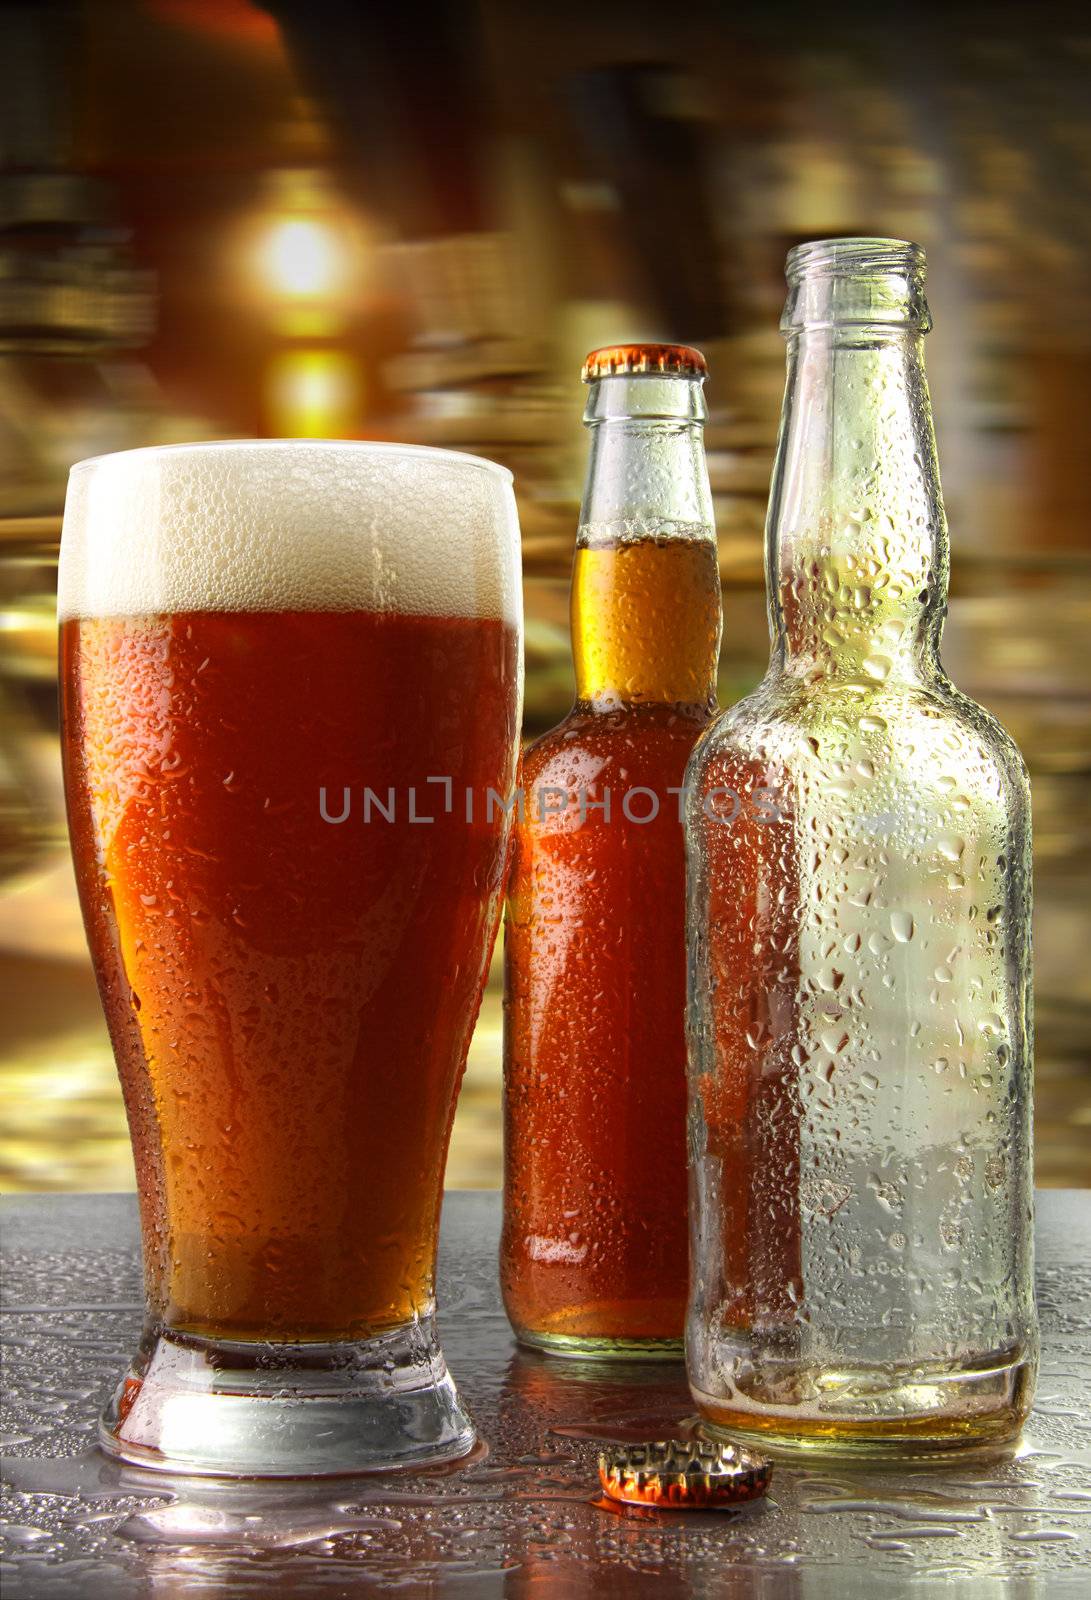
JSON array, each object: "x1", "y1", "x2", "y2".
[
  {"x1": 786, "y1": 237, "x2": 926, "y2": 283},
  {"x1": 782, "y1": 238, "x2": 931, "y2": 334}
]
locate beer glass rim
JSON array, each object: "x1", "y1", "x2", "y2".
[{"x1": 67, "y1": 438, "x2": 514, "y2": 484}]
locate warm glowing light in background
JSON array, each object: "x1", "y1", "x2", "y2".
[
  {"x1": 239, "y1": 169, "x2": 369, "y2": 338},
  {"x1": 234, "y1": 168, "x2": 371, "y2": 431},
  {"x1": 266, "y1": 349, "x2": 361, "y2": 438},
  {"x1": 259, "y1": 217, "x2": 349, "y2": 299},
  {"x1": 150, "y1": 0, "x2": 281, "y2": 46}
]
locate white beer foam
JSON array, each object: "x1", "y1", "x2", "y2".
[{"x1": 58, "y1": 440, "x2": 521, "y2": 625}]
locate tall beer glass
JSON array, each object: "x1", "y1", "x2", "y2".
[{"x1": 59, "y1": 440, "x2": 523, "y2": 1475}]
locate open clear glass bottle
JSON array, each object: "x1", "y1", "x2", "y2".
[{"x1": 685, "y1": 240, "x2": 1036, "y2": 1453}]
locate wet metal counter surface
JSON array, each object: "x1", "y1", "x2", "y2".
[{"x1": 2, "y1": 1191, "x2": 1090, "y2": 1597}]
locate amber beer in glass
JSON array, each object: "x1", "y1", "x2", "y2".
[
  {"x1": 60, "y1": 440, "x2": 522, "y2": 1474},
  {"x1": 502, "y1": 345, "x2": 721, "y2": 1356}
]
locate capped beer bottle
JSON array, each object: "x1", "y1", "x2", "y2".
[
  {"x1": 686, "y1": 240, "x2": 1036, "y2": 1450},
  {"x1": 502, "y1": 344, "x2": 721, "y2": 1357}
]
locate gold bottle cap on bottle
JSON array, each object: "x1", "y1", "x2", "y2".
[
  {"x1": 582, "y1": 343, "x2": 708, "y2": 382},
  {"x1": 598, "y1": 1438, "x2": 772, "y2": 1509}
]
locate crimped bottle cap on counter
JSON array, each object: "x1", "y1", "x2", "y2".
[
  {"x1": 598, "y1": 1438, "x2": 771, "y2": 1509},
  {"x1": 582, "y1": 343, "x2": 708, "y2": 382}
]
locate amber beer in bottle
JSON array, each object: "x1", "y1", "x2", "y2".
[
  {"x1": 686, "y1": 240, "x2": 1036, "y2": 1450},
  {"x1": 502, "y1": 344, "x2": 721, "y2": 1356}
]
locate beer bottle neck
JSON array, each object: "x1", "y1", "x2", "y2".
[
  {"x1": 573, "y1": 374, "x2": 719, "y2": 710},
  {"x1": 767, "y1": 239, "x2": 949, "y2": 686}
]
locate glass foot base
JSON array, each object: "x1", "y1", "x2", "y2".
[
  {"x1": 516, "y1": 1328, "x2": 684, "y2": 1362},
  {"x1": 100, "y1": 1316, "x2": 476, "y2": 1477}
]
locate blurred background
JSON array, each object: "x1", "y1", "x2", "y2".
[{"x1": 1, "y1": 0, "x2": 1088, "y2": 1192}]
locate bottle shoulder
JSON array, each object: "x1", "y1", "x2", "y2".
[
  {"x1": 691, "y1": 670, "x2": 1029, "y2": 797},
  {"x1": 521, "y1": 704, "x2": 713, "y2": 783}
]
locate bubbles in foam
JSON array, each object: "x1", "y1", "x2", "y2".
[{"x1": 58, "y1": 440, "x2": 520, "y2": 624}]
